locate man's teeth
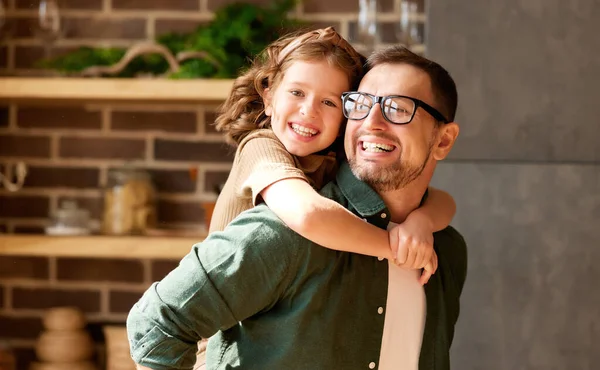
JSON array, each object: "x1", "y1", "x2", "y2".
[
  {"x1": 291, "y1": 123, "x2": 318, "y2": 137},
  {"x1": 362, "y1": 142, "x2": 394, "y2": 152}
]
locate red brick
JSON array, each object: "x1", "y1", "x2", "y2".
[
  {"x1": 0, "y1": 106, "x2": 8, "y2": 128},
  {"x1": 0, "y1": 256, "x2": 50, "y2": 279},
  {"x1": 0, "y1": 195, "x2": 50, "y2": 218},
  {"x1": 112, "y1": 0, "x2": 200, "y2": 10},
  {"x1": 57, "y1": 196, "x2": 103, "y2": 220},
  {"x1": 17, "y1": 106, "x2": 102, "y2": 130},
  {"x1": 13, "y1": 347, "x2": 37, "y2": 370},
  {"x1": 204, "y1": 170, "x2": 229, "y2": 194},
  {"x1": 151, "y1": 259, "x2": 179, "y2": 281},
  {"x1": 24, "y1": 166, "x2": 100, "y2": 188},
  {"x1": 147, "y1": 168, "x2": 197, "y2": 193},
  {"x1": 155, "y1": 19, "x2": 205, "y2": 36},
  {"x1": 303, "y1": 0, "x2": 394, "y2": 13},
  {"x1": 14, "y1": 46, "x2": 77, "y2": 69},
  {"x1": 0, "y1": 134, "x2": 51, "y2": 158},
  {"x1": 157, "y1": 199, "x2": 203, "y2": 224},
  {"x1": 203, "y1": 111, "x2": 219, "y2": 133},
  {"x1": 12, "y1": 287, "x2": 101, "y2": 313},
  {"x1": 59, "y1": 137, "x2": 146, "y2": 160},
  {"x1": 111, "y1": 111, "x2": 197, "y2": 133},
  {"x1": 63, "y1": 17, "x2": 146, "y2": 40},
  {"x1": 57, "y1": 258, "x2": 144, "y2": 283},
  {"x1": 207, "y1": 0, "x2": 271, "y2": 12},
  {"x1": 12, "y1": 225, "x2": 46, "y2": 234},
  {"x1": 109, "y1": 290, "x2": 143, "y2": 313},
  {"x1": 0, "y1": 46, "x2": 7, "y2": 69},
  {"x1": 154, "y1": 139, "x2": 234, "y2": 162},
  {"x1": 15, "y1": 0, "x2": 103, "y2": 10},
  {"x1": 0, "y1": 315, "x2": 43, "y2": 339}
]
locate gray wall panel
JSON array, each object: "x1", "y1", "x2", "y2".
[
  {"x1": 431, "y1": 163, "x2": 600, "y2": 369},
  {"x1": 427, "y1": 0, "x2": 600, "y2": 162}
]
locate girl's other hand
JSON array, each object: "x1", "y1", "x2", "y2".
[{"x1": 388, "y1": 213, "x2": 438, "y2": 285}]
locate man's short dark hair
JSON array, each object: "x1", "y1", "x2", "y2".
[{"x1": 366, "y1": 46, "x2": 458, "y2": 123}]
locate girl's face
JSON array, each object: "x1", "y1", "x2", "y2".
[{"x1": 265, "y1": 60, "x2": 350, "y2": 157}]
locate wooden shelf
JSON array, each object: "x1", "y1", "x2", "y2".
[
  {"x1": 0, "y1": 234, "x2": 206, "y2": 259},
  {"x1": 0, "y1": 77, "x2": 234, "y2": 104}
]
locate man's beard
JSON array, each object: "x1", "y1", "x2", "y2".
[{"x1": 348, "y1": 134, "x2": 434, "y2": 192}]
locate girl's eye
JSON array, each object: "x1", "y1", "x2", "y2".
[
  {"x1": 290, "y1": 90, "x2": 303, "y2": 97},
  {"x1": 323, "y1": 100, "x2": 338, "y2": 108}
]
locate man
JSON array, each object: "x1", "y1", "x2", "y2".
[{"x1": 127, "y1": 46, "x2": 466, "y2": 370}]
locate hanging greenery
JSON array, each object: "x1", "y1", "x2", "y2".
[{"x1": 36, "y1": 0, "x2": 305, "y2": 79}]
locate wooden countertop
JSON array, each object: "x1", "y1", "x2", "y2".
[
  {"x1": 0, "y1": 77, "x2": 234, "y2": 104},
  {"x1": 0, "y1": 234, "x2": 206, "y2": 259}
]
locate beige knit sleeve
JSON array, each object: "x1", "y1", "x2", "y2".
[{"x1": 234, "y1": 133, "x2": 308, "y2": 206}]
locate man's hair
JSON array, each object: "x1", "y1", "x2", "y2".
[{"x1": 366, "y1": 46, "x2": 458, "y2": 123}]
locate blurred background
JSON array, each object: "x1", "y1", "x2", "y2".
[{"x1": 0, "y1": 0, "x2": 598, "y2": 369}]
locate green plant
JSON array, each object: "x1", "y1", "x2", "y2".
[{"x1": 37, "y1": 0, "x2": 305, "y2": 79}]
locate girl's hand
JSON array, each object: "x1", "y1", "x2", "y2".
[{"x1": 388, "y1": 213, "x2": 438, "y2": 285}]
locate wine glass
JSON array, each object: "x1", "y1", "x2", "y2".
[
  {"x1": 397, "y1": 0, "x2": 423, "y2": 48},
  {"x1": 357, "y1": 0, "x2": 380, "y2": 55},
  {"x1": 36, "y1": 0, "x2": 62, "y2": 57}
]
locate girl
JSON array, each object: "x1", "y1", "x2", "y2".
[{"x1": 211, "y1": 27, "x2": 455, "y2": 282}]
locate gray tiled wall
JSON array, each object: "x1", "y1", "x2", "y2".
[{"x1": 427, "y1": 0, "x2": 600, "y2": 369}]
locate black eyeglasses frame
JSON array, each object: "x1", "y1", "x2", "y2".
[{"x1": 341, "y1": 92, "x2": 450, "y2": 125}]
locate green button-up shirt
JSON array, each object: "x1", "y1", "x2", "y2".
[{"x1": 127, "y1": 162, "x2": 468, "y2": 370}]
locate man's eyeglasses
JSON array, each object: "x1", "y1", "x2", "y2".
[{"x1": 341, "y1": 92, "x2": 449, "y2": 125}]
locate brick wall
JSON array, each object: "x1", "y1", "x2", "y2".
[{"x1": 0, "y1": 0, "x2": 425, "y2": 368}]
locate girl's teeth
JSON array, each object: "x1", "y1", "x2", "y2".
[
  {"x1": 291, "y1": 123, "x2": 318, "y2": 137},
  {"x1": 362, "y1": 142, "x2": 394, "y2": 152}
]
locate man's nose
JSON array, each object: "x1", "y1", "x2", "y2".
[{"x1": 362, "y1": 103, "x2": 387, "y2": 130}]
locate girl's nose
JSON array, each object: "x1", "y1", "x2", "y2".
[{"x1": 300, "y1": 99, "x2": 318, "y2": 118}]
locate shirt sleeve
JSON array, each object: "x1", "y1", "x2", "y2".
[
  {"x1": 126, "y1": 207, "x2": 300, "y2": 370},
  {"x1": 234, "y1": 133, "x2": 309, "y2": 205}
]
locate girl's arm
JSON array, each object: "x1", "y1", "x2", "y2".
[
  {"x1": 261, "y1": 178, "x2": 394, "y2": 260},
  {"x1": 406, "y1": 186, "x2": 456, "y2": 232}
]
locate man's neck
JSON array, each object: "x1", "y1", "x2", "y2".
[{"x1": 378, "y1": 166, "x2": 434, "y2": 224}]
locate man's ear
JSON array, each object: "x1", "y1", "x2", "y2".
[
  {"x1": 264, "y1": 88, "x2": 272, "y2": 116},
  {"x1": 432, "y1": 122, "x2": 459, "y2": 160}
]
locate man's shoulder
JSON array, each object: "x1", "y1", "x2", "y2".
[{"x1": 220, "y1": 203, "x2": 304, "y2": 246}]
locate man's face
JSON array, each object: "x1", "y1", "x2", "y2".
[{"x1": 344, "y1": 63, "x2": 444, "y2": 191}]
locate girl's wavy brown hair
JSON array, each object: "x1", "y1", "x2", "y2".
[{"x1": 214, "y1": 27, "x2": 365, "y2": 146}]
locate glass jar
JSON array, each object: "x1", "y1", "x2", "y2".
[
  {"x1": 102, "y1": 165, "x2": 156, "y2": 235},
  {"x1": 45, "y1": 200, "x2": 91, "y2": 235}
]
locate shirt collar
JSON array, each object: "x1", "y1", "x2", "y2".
[{"x1": 336, "y1": 161, "x2": 388, "y2": 219}]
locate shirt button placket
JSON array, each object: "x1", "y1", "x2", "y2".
[
  {"x1": 369, "y1": 361, "x2": 376, "y2": 369},
  {"x1": 377, "y1": 306, "x2": 384, "y2": 315}
]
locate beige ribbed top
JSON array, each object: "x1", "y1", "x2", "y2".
[{"x1": 209, "y1": 129, "x2": 338, "y2": 233}]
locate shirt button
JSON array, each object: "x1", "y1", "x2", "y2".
[
  {"x1": 377, "y1": 256, "x2": 384, "y2": 261},
  {"x1": 380, "y1": 213, "x2": 387, "y2": 219},
  {"x1": 377, "y1": 307, "x2": 384, "y2": 314},
  {"x1": 369, "y1": 362, "x2": 376, "y2": 369}
]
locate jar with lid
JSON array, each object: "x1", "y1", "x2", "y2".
[
  {"x1": 45, "y1": 200, "x2": 91, "y2": 236},
  {"x1": 102, "y1": 165, "x2": 156, "y2": 235}
]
